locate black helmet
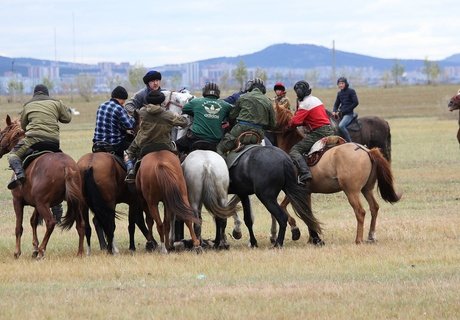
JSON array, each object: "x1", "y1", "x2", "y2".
[
  {"x1": 202, "y1": 82, "x2": 220, "y2": 98},
  {"x1": 337, "y1": 77, "x2": 349, "y2": 86},
  {"x1": 293, "y1": 80, "x2": 312, "y2": 101},
  {"x1": 245, "y1": 78, "x2": 266, "y2": 94}
]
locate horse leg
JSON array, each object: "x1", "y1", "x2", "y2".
[
  {"x1": 258, "y1": 195, "x2": 288, "y2": 248},
  {"x1": 35, "y1": 204, "x2": 57, "y2": 259},
  {"x1": 149, "y1": 204, "x2": 166, "y2": 254},
  {"x1": 345, "y1": 192, "x2": 366, "y2": 244},
  {"x1": 92, "y1": 217, "x2": 108, "y2": 251},
  {"x1": 183, "y1": 219, "x2": 203, "y2": 253},
  {"x1": 362, "y1": 189, "x2": 380, "y2": 242},
  {"x1": 13, "y1": 200, "x2": 25, "y2": 259},
  {"x1": 228, "y1": 195, "x2": 242, "y2": 239},
  {"x1": 30, "y1": 209, "x2": 40, "y2": 258},
  {"x1": 82, "y1": 204, "x2": 93, "y2": 256},
  {"x1": 239, "y1": 195, "x2": 258, "y2": 248},
  {"x1": 280, "y1": 194, "x2": 301, "y2": 241},
  {"x1": 214, "y1": 217, "x2": 229, "y2": 250}
]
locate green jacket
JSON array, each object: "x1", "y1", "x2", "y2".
[
  {"x1": 230, "y1": 88, "x2": 276, "y2": 130},
  {"x1": 20, "y1": 94, "x2": 72, "y2": 142},
  {"x1": 182, "y1": 96, "x2": 232, "y2": 142},
  {"x1": 132, "y1": 104, "x2": 188, "y2": 152}
]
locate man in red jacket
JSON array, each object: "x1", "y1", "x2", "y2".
[{"x1": 288, "y1": 81, "x2": 334, "y2": 186}]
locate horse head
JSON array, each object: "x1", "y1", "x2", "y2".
[
  {"x1": 448, "y1": 89, "x2": 460, "y2": 112},
  {"x1": 0, "y1": 115, "x2": 24, "y2": 158},
  {"x1": 162, "y1": 90, "x2": 195, "y2": 115}
]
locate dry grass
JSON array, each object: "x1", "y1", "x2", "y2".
[{"x1": 0, "y1": 85, "x2": 459, "y2": 319}]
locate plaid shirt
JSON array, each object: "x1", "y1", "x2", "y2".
[{"x1": 93, "y1": 98, "x2": 135, "y2": 145}]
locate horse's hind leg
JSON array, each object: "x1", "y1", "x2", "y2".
[
  {"x1": 280, "y1": 194, "x2": 301, "y2": 241},
  {"x1": 259, "y1": 195, "x2": 288, "y2": 248},
  {"x1": 92, "y1": 217, "x2": 108, "y2": 251},
  {"x1": 345, "y1": 192, "x2": 366, "y2": 244},
  {"x1": 30, "y1": 209, "x2": 40, "y2": 258},
  {"x1": 240, "y1": 195, "x2": 258, "y2": 248},
  {"x1": 13, "y1": 200, "x2": 24, "y2": 259},
  {"x1": 362, "y1": 189, "x2": 379, "y2": 242},
  {"x1": 35, "y1": 204, "x2": 57, "y2": 259}
]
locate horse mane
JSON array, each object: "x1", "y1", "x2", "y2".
[
  {"x1": 274, "y1": 103, "x2": 293, "y2": 129},
  {"x1": 0, "y1": 116, "x2": 24, "y2": 154}
]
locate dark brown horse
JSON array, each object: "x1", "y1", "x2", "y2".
[
  {"x1": 77, "y1": 152, "x2": 157, "y2": 254},
  {"x1": 327, "y1": 110, "x2": 392, "y2": 161},
  {"x1": 447, "y1": 89, "x2": 460, "y2": 144},
  {"x1": 0, "y1": 115, "x2": 85, "y2": 258},
  {"x1": 136, "y1": 150, "x2": 202, "y2": 253},
  {"x1": 273, "y1": 106, "x2": 401, "y2": 244}
]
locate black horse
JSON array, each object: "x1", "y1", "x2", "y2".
[
  {"x1": 327, "y1": 110, "x2": 392, "y2": 162},
  {"x1": 217, "y1": 145, "x2": 322, "y2": 248}
]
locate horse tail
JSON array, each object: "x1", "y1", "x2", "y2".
[
  {"x1": 156, "y1": 163, "x2": 200, "y2": 225},
  {"x1": 81, "y1": 167, "x2": 117, "y2": 235},
  {"x1": 282, "y1": 159, "x2": 322, "y2": 235},
  {"x1": 386, "y1": 126, "x2": 392, "y2": 162},
  {"x1": 368, "y1": 148, "x2": 401, "y2": 203},
  {"x1": 60, "y1": 166, "x2": 85, "y2": 231},
  {"x1": 201, "y1": 164, "x2": 236, "y2": 219}
]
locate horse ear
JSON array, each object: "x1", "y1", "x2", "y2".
[{"x1": 6, "y1": 115, "x2": 11, "y2": 126}]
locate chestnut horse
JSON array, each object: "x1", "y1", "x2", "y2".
[
  {"x1": 273, "y1": 106, "x2": 401, "y2": 244},
  {"x1": 77, "y1": 152, "x2": 157, "y2": 254},
  {"x1": 0, "y1": 115, "x2": 85, "y2": 258},
  {"x1": 447, "y1": 89, "x2": 460, "y2": 144},
  {"x1": 136, "y1": 150, "x2": 202, "y2": 253}
]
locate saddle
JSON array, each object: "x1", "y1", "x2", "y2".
[
  {"x1": 23, "y1": 141, "x2": 62, "y2": 169},
  {"x1": 304, "y1": 136, "x2": 346, "y2": 166},
  {"x1": 234, "y1": 131, "x2": 263, "y2": 152},
  {"x1": 225, "y1": 144, "x2": 261, "y2": 169}
]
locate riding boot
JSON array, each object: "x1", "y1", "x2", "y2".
[
  {"x1": 124, "y1": 158, "x2": 136, "y2": 183},
  {"x1": 7, "y1": 156, "x2": 26, "y2": 190},
  {"x1": 291, "y1": 154, "x2": 312, "y2": 186}
]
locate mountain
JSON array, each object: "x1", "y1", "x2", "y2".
[
  {"x1": 2, "y1": 43, "x2": 460, "y2": 77},
  {"x1": 195, "y1": 43, "x2": 460, "y2": 71}
]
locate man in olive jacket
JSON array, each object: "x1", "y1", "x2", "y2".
[
  {"x1": 124, "y1": 90, "x2": 188, "y2": 182},
  {"x1": 216, "y1": 78, "x2": 275, "y2": 156},
  {"x1": 7, "y1": 84, "x2": 72, "y2": 189}
]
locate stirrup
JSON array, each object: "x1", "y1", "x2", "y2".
[
  {"x1": 124, "y1": 172, "x2": 135, "y2": 184},
  {"x1": 7, "y1": 177, "x2": 24, "y2": 190}
]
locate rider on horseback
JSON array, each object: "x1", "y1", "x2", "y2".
[
  {"x1": 124, "y1": 90, "x2": 189, "y2": 183},
  {"x1": 288, "y1": 81, "x2": 334, "y2": 186},
  {"x1": 332, "y1": 77, "x2": 359, "y2": 142},
  {"x1": 175, "y1": 82, "x2": 233, "y2": 155},
  {"x1": 124, "y1": 70, "x2": 162, "y2": 115},
  {"x1": 216, "y1": 78, "x2": 276, "y2": 156},
  {"x1": 6, "y1": 84, "x2": 72, "y2": 190},
  {"x1": 92, "y1": 86, "x2": 135, "y2": 158}
]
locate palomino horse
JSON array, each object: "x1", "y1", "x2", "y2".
[
  {"x1": 0, "y1": 115, "x2": 85, "y2": 258},
  {"x1": 181, "y1": 150, "x2": 236, "y2": 249},
  {"x1": 136, "y1": 150, "x2": 202, "y2": 253},
  {"x1": 77, "y1": 152, "x2": 157, "y2": 254},
  {"x1": 225, "y1": 145, "x2": 322, "y2": 248},
  {"x1": 447, "y1": 89, "x2": 460, "y2": 144},
  {"x1": 273, "y1": 106, "x2": 401, "y2": 244}
]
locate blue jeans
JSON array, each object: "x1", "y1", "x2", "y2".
[{"x1": 338, "y1": 113, "x2": 355, "y2": 142}]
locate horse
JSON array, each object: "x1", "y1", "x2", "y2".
[
  {"x1": 136, "y1": 150, "x2": 202, "y2": 253},
  {"x1": 77, "y1": 152, "x2": 157, "y2": 254},
  {"x1": 181, "y1": 150, "x2": 236, "y2": 249},
  {"x1": 328, "y1": 110, "x2": 392, "y2": 161},
  {"x1": 0, "y1": 115, "x2": 85, "y2": 258},
  {"x1": 272, "y1": 105, "x2": 401, "y2": 244},
  {"x1": 447, "y1": 89, "x2": 460, "y2": 144},
  {"x1": 224, "y1": 145, "x2": 322, "y2": 248},
  {"x1": 162, "y1": 89, "x2": 195, "y2": 140}
]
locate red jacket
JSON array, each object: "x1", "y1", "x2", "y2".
[{"x1": 289, "y1": 95, "x2": 330, "y2": 131}]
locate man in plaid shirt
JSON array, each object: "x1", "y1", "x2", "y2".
[{"x1": 92, "y1": 86, "x2": 135, "y2": 158}]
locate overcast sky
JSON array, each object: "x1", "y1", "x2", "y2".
[{"x1": 1, "y1": 0, "x2": 459, "y2": 67}]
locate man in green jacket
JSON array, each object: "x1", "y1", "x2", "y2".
[
  {"x1": 7, "y1": 84, "x2": 72, "y2": 189},
  {"x1": 216, "y1": 78, "x2": 276, "y2": 156},
  {"x1": 124, "y1": 90, "x2": 189, "y2": 182},
  {"x1": 175, "y1": 82, "x2": 233, "y2": 154}
]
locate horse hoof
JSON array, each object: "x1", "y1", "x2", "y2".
[
  {"x1": 32, "y1": 251, "x2": 39, "y2": 259},
  {"x1": 14, "y1": 252, "x2": 21, "y2": 259},
  {"x1": 309, "y1": 237, "x2": 325, "y2": 246},
  {"x1": 366, "y1": 239, "x2": 377, "y2": 244},
  {"x1": 269, "y1": 237, "x2": 276, "y2": 244},
  {"x1": 194, "y1": 246, "x2": 204, "y2": 254},
  {"x1": 146, "y1": 240, "x2": 158, "y2": 252},
  {"x1": 173, "y1": 241, "x2": 185, "y2": 252},
  {"x1": 291, "y1": 227, "x2": 301, "y2": 241},
  {"x1": 232, "y1": 230, "x2": 242, "y2": 240},
  {"x1": 271, "y1": 243, "x2": 283, "y2": 249}
]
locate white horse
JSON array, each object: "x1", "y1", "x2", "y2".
[
  {"x1": 162, "y1": 89, "x2": 195, "y2": 140},
  {"x1": 180, "y1": 150, "x2": 236, "y2": 249}
]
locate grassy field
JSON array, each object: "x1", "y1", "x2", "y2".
[{"x1": 0, "y1": 85, "x2": 459, "y2": 319}]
